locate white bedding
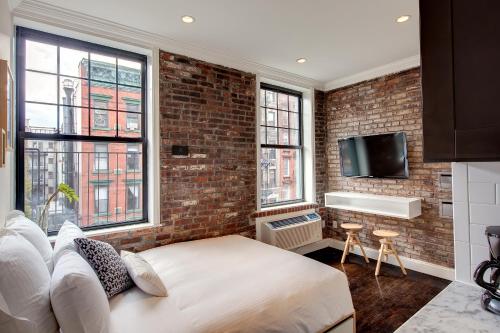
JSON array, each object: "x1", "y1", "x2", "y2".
[{"x1": 109, "y1": 235, "x2": 354, "y2": 333}]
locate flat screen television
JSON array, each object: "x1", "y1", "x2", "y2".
[{"x1": 338, "y1": 132, "x2": 408, "y2": 178}]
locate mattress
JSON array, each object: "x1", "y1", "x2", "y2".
[{"x1": 109, "y1": 235, "x2": 354, "y2": 333}]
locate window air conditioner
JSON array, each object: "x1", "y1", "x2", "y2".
[{"x1": 261, "y1": 212, "x2": 322, "y2": 250}]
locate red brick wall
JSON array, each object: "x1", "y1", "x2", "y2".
[
  {"x1": 314, "y1": 90, "x2": 329, "y2": 234},
  {"x1": 92, "y1": 51, "x2": 257, "y2": 250},
  {"x1": 321, "y1": 68, "x2": 454, "y2": 267}
]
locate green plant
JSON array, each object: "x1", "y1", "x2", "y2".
[{"x1": 38, "y1": 183, "x2": 79, "y2": 226}]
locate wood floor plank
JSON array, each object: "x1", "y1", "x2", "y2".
[{"x1": 306, "y1": 247, "x2": 450, "y2": 333}]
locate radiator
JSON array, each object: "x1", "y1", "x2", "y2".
[{"x1": 261, "y1": 212, "x2": 322, "y2": 250}]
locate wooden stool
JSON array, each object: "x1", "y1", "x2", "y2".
[
  {"x1": 373, "y1": 229, "x2": 407, "y2": 276},
  {"x1": 340, "y1": 223, "x2": 369, "y2": 264}
]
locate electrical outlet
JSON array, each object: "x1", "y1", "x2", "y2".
[{"x1": 332, "y1": 220, "x2": 338, "y2": 228}]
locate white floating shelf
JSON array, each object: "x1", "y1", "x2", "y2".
[{"x1": 325, "y1": 191, "x2": 421, "y2": 219}]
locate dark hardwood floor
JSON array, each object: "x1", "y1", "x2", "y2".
[{"x1": 306, "y1": 248, "x2": 450, "y2": 333}]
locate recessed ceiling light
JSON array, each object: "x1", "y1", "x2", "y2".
[
  {"x1": 396, "y1": 15, "x2": 411, "y2": 23},
  {"x1": 296, "y1": 58, "x2": 307, "y2": 64},
  {"x1": 182, "y1": 15, "x2": 195, "y2": 24}
]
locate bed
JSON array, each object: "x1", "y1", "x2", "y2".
[{"x1": 109, "y1": 235, "x2": 355, "y2": 333}]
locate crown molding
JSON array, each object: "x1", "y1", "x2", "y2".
[
  {"x1": 323, "y1": 54, "x2": 421, "y2": 91},
  {"x1": 12, "y1": 0, "x2": 324, "y2": 89}
]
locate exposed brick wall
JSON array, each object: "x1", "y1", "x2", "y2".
[
  {"x1": 93, "y1": 51, "x2": 257, "y2": 251},
  {"x1": 322, "y1": 68, "x2": 454, "y2": 267},
  {"x1": 314, "y1": 90, "x2": 329, "y2": 236}
]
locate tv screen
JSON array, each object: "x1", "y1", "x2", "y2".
[{"x1": 338, "y1": 132, "x2": 408, "y2": 178}]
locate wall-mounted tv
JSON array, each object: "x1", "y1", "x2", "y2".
[{"x1": 338, "y1": 132, "x2": 409, "y2": 178}]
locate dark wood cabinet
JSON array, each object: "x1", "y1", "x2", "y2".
[{"x1": 420, "y1": 0, "x2": 500, "y2": 162}]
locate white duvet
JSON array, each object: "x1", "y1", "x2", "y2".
[{"x1": 109, "y1": 235, "x2": 354, "y2": 333}]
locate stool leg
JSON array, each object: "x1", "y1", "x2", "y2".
[
  {"x1": 389, "y1": 242, "x2": 407, "y2": 275},
  {"x1": 354, "y1": 234, "x2": 369, "y2": 263},
  {"x1": 375, "y1": 243, "x2": 384, "y2": 276},
  {"x1": 341, "y1": 234, "x2": 351, "y2": 264}
]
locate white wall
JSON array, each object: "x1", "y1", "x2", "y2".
[
  {"x1": 452, "y1": 162, "x2": 500, "y2": 284},
  {"x1": 0, "y1": 0, "x2": 14, "y2": 227}
]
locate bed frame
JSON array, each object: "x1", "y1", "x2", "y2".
[{"x1": 325, "y1": 313, "x2": 356, "y2": 333}]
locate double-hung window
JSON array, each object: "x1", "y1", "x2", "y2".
[
  {"x1": 16, "y1": 27, "x2": 147, "y2": 234},
  {"x1": 260, "y1": 83, "x2": 303, "y2": 207}
]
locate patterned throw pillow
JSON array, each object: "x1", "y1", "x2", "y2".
[{"x1": 74, "y1": 238, "x2": 134, "y2": 297}]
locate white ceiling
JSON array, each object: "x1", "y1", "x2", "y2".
[{"x1": 13, "y1": 0, "x2": 420, "y2": 85}]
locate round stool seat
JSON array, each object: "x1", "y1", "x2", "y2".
[
  {"x1": 341, "y1": 223, "x2": 363, "y2": 231},
  {"x1": 373, "y1": 229, "x2": 399, "y2": 238}
]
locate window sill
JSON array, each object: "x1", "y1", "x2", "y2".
[
  {"x1": 259, "y1": 201, "x2": 316, "y2": 212},
  {"x1": 48, "y1": 221, "x2": 155, "y2": 242}
]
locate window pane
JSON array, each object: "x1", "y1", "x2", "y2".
[
  {"x1": 267, "y1": 127, "x2": 277, "y2": 144},
  {"x1": 266, "y1": 109, "x2": 277, "y2": 127},
  {"x1": 60, "y1": 47, "x2": 89, "y2": 78},
  {"x1": 260, "y1": 126, "x2": 266, "y2": 144},
  {"x1": 94, "y1": 144, "x2": 108, "y2": 171},
  {"x1": 265, "y1": 90, "x2": 277, "y2": 108},
  {"x1": 90, "y1": 81, "x2": 117, "y2": 110},
  {"x1": 60, "y1": 77, "x2": 89, "y2": 107},
  {"x1": 118, "y1": 86, "x2": 142, "y2": 111},
  {"x1": 25, "y1": 103, "x2": 58, "y2": 132},
  {"x1": 25, "y1": 72, "x2": 57, "y2": 103},
  {"x1": 119, "y1": 112, "x2": 141, "y2": 138},
  {"x1": 289, "y1": 95, "x2": 299, "y2": 112},
  {"x1": 260, "y1": 107, "x2": 266, "y2": 126},
  {"x1": 278, "y1": 93, "x2": 288, "y2": 110},
  {"x1": 126, "y1": 144, "x2": 141, "y2": 171},
  {"x1": 278, "y1": 110, "x2": 288, "y2": 127},
  {"x1": 91, "y1": 109, "x2": 115, "y2": 136},
  {"x1": 260, "y1": 89, "x2": 266, "y2": 106},
  {"x1": 118, "y1": 59, "x2": 142, "y2": 87},
  {"x1": 290, "y1": 129, "x2": 300, "y2": 146},
  {"x1": 260, "y1": 148, "x2": 302, "y2": 206},
  {"x1": 90, "y1": 53, "x2": 116, "y2": 83},
  {"x1": 289, "y1": 112, "x2": 299, "y2": 129},
  {"x1": 26, "y1": 40, "x2": 57, "y2": 73},
  {"x1": 23, "y1": 140, "x2": 144, "y2": 232},
  {"x1": 279, "y1": 128, "x2": 289, "y2": 145},
  {"x1": 59, "y1": 107, "x2": 89, "y2": 135}
]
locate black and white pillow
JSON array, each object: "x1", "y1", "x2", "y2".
[{"x1": 74, "y1": 238, "x2": 133, "y2": 297}]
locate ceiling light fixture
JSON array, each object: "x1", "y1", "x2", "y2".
[
  {"x1": 396, "y1": 15, "x2": 411, "y2": 23},
  {"x1": 296, "y1": 58, "x2": 307, "y2": 64},
  {"x1": 182, "y1": 15, "x2": 195, "y2": 23}
]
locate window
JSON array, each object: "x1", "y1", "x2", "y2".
[
  {"x1": 260, "y1": 83, "x2": 303, "y2": 207},
  {"x1": 126, "y1": 144, "x2": 140, "y2": 171},
  {"x1": 283, "y1": 158, "x2": 290, "y2": 177},
  {"x1": 17, "y1": 27, "x2": 147, "y2": 234},
  {"x1": 127, "y1": 184, "x2": 140, "y2": 211},
  {"x1": 126, "y1": 113, "x2": 139, "y2": 130},
  {"x1": 94, "y1": 186, "x2": 109, "y2": 215},
  {"x1": 94, "y1": 144, "x2": 108, "y2": 171},
  {"x1": 93, "y1": 109, "x2": 109, "y2": 128}
]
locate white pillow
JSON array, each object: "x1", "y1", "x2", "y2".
[
  {"x1": 50, "y1": 251, "x2": 110, "y2": 333},
  {"x1": 0, "y1": 293, "x2": 37, "y2": 333},
  {"x1": 121, "y1": 251, "x2": 168, "y2": 297},
  {"x1": 0, "y1": 229, "x2": 58, "y2": 333},
  {"x1": 5, "y1": 210, "x2": 25, "y2": 221},
  {"x1": 53, "y1": 221, "x2": 84, "y2": 264},
  {"x1": 6, "y1": 215, "x2": 54, "y2": 273}
]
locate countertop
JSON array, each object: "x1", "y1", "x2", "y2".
[{"x1": 395, "y1": 281, "x2": 500, "y2": 333}]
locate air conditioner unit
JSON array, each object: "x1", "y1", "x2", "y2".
[{"x1": 261, "y1": 212, "x2": 322, "y2": 250}]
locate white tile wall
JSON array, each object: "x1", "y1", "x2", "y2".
[{"x1": 452, "y1": 162, "x2": 500, "y2": 285}]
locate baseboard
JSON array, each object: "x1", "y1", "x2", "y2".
[{"x1": 329, "y1": 238, "x2": 455, "y2": 281}]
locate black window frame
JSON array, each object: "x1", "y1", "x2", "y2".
[
  {"x1": 260, "y1": 83, "x2": 304, "y2": 208},
  {"x1": 16, "y1": 26, "x2": 148, "y2": 234}
]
